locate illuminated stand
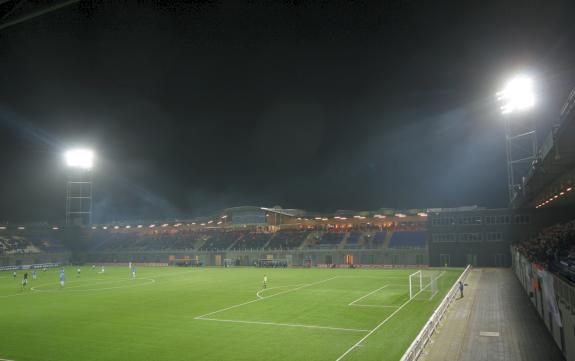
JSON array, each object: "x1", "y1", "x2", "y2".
[
  {"x1": 64, "y1": 149, "x2": 94, "y2": 226},
  {"x1": 497, "y1": 75, "x2": 537, "y2": 204}
]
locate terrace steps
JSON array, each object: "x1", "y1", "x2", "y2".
[
  {"x1": 262, "y1": 232, "x2": 277, "y2": 249},
  {"x1": 382, "y1": 229, "x2": 394, "y2": 249},
  {"x1": 338, "y1": 232, "x2": 351, "y2": 249},
  {"x1": 227, "y1": 233, "x2": 245, "y2": 250},
  {"x1": 299, "y1": 231, "x2": 321, "y2": 249}
]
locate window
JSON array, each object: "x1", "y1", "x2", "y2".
[
  {"x1": 485, "y1": 232, "x2": 502, "y2": 242},
  {"x1": 457, "y1": 216, "x2": 482, "y2": 225},
  {"x1": 432, "y1": 233, "x2": 456, "y2": 242},
  {"x1": 514, "y1": 215, "x2": 531, "y2": 224},
  {"x1": 457, "y1": 233, "x2": 482, "y2": 242}
]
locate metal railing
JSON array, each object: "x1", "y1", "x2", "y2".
[{"x1": 399, "y1": 264, "x2": 472, "y2": 361}]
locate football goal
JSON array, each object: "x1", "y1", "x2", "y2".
[{"x1": 409, "y1": 270, "x2": 439, "y2": 301}]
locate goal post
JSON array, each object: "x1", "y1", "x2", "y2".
[
  {"x1": 409, "y1": 270, "x2": 422, "y2": 299},
  {"x1": 409, "y1": 270, "x2": 440, "y2": 301}
]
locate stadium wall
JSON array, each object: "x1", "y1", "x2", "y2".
[
  {"x1": 513, "y1": 249, "x2": 575, "y2": 361},
  {"x1": 0, "y1": 252, "x2": 70, "y2": 267}
]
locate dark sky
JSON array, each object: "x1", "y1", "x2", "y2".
[{"x1": 1, "y1": 0, "x2": 575, "y2": 223}]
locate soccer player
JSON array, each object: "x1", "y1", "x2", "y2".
[
  {"x1": 77, "y1": 267, "x2": 81, "y2": 277},
  {"x1": 22, "y1": 272, "x2": 28, "y2": 288},
  {"x1": 263, "y1": 275, "x2": 267, "y2": 289},
  {"x1": 92, "y1": 264, "x2": 95, "y2": 270},
  {"x1": 131, "y1": 265, "x2": 136, "y2": 279},
  {"x1": 12, "y1": 271, "x2": 16, "y2": 280},
  {"x1": 59, "y1": 271, "x2": 65, "y2": 287},
  {"x1": 32, "y1": 270, "x2": 37, "y2": 280},
  {"x1": 100, "y1": 265, "x2": 105, "y2": 273}
]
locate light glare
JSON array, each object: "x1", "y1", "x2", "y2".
[
  {"x1": 65, "y1": 149, "x2": 94, "y2": 169},
  {"x1": 497, "y1": 75, "x2": 535, "y2": 114}
]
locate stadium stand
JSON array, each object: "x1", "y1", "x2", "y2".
[
  {"x1": 201, "y1": 231, "x2": 245, "y2": 251},
  {"x1": 515, "y1": 219, "x2": 575, "y2": 282},
  {"x1": 370, "y1": 230, "x2": 387, "y2": 248},
  {"x1": 318, "y1": 231, "x2": 345, "y2": 247},
  {"x1": 265, "y1": 229, "x2": 309, "y2": 250},
  {"x1": 344, "y1": 231, "x2": 362, "y2": 248},
  {"x1": 233, "y1": 232, "x2": 272, "y2": 250}
]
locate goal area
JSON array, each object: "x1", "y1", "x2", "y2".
[{"x1": 409, "y1": 270, "x2": 439, "y2": 301}]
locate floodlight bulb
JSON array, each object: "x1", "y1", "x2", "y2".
[
  {"x1": 497, "y1": 75, "x2": 535, "y2": 114},
  {"x1": 65, "y1": 149, "x2": 94, "y2": 169}
]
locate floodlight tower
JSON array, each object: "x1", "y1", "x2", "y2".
[
  {"x1": 497, "y1": 75, "x2": 537, "y2": 204},
  {"x1": 64, "y1": 149, "x2": 94, "y2": 226}
]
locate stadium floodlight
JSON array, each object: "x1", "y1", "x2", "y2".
[
  {"x1": 496, "y1": 75, "x2": 535, "y2": 114},
  {"x1": 64, "y1": 148, "x2": 94, "y2": 169}
]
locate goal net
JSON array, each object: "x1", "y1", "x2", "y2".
[{"x1": 409, "y1": 270, "x2": 439, "y2": 301}]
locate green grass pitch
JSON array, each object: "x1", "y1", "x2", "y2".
[{"x1": 0, "y1": 266, "x2": 462, "y2": 361}]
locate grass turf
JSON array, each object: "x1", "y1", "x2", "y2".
[{"x1": 0, "y1": 266, "x2": 462, "y2": 361}]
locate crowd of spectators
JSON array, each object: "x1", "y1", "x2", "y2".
[
  {"x1": 515, "y1": 219, "x2": 575, "y2": 282},
  {"x1": 0, "y1": 235, "x2": 66, "y2": 255}
]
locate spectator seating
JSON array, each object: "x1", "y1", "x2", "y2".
[
  {"x1": 345, "y1": 232, "x2": 362, "y2": 248},
  {"x1": 266, "y1": 230, "x2": 309, "y2": 250},
  {"x1": 516, "y1": 219, "x2": 575, "y2": 282},
  {"x1": 233, "y1": 232, "x2": 271, "y2": 250},
  {"x1": 319, "y1": 232, "x2": 345, "y2": 247},
  {"x1": 371, "y1": 231, "x2": 387, "y2": 247}
]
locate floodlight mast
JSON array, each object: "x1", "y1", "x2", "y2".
[
  {"x1": 497, "y1": 75, "x2": 538, "y2": 205},
  {"x1": 64, "y1": 149, "x2": 94, "y2": 226}
]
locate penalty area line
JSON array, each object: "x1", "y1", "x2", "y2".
[
  {"x1": 256, "y1": 284, "x2": 305, "y2": 299},
  {"x1": 196, "y1": 317, "x2": 369, "y2": 333},
  {"x1": 348, "y1": 284, "x2": 390, "y2": 306},
  {"x1": 194, "y1": 276, "x2": 337, "y2": 319}
]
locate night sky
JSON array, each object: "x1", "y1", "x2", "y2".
[{"x1": 1, "y1": 0, "x2": 574, "y2": 223}]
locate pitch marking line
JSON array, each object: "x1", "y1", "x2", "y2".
[
  {"x1": 0, "y1": 358, "x2": 15, "y2": 361},
  {"x1": 335, "y1": 271, "x2": 446, "y2": 361},
  {"x1": 197, "y1": 318, "x2": 370, "y2": 333},
  {"x1": 256, "y1": 284, "x2": 305, "y2": 299},
  {"x1": 348, "y1": 285, "x2": 390, "y2": 306},
  {"x1": 349, "y1": 304, "x2": 400, "y2": 308},
  {"x1": 31, "y1": 278, "x2": 156, "y2": 293},
  {"x1": 195, "y1": 276, "x2": 338, "y2": 320}
]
